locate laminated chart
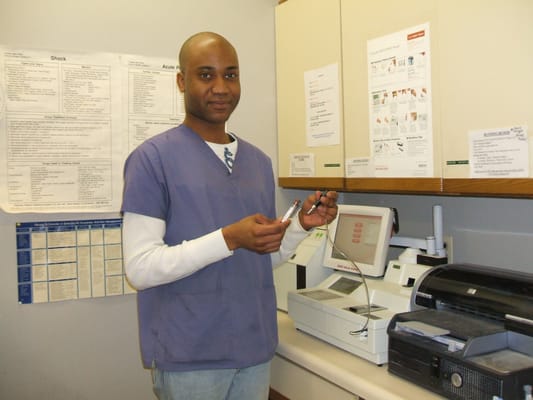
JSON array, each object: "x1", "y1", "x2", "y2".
[{"x1": 16, "y1": 218, "x2": 135, "y2": 304}]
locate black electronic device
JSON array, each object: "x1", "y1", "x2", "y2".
[{"x1": 387, "y1": 263, "x2": 533, "y2": 400}]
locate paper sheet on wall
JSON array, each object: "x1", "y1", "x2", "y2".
[
  {"x1": 121, "y1": 54, "x2": 184, "y2": 155},
  {"x1": 345, "y1": 157, "x2": 374, "y2": 177},
  {"x1": 289, "y1": 153, "x2": 315, "y2": 177},
  {"x1": 304, "y1": 63, "x2": 341, "y2": 147},
  {"x1": 469, "y1": 126, "x2": 529, "y2": 178},
  {"x1": 0, "y1": 48, "x2": 123, "y2": 213},
  {"x1": 16, "y1": 218, "x2": 135, "y2": 304},
  {"x1": 367, "y1": 23, "x2": 434, "y2": 177},
  {"x1": 0, "y1": 46, "x2": 182, "y2": 213}
]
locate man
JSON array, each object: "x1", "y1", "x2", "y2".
[{"x1": 121, "y1": 32, "x2": 338, "y2": 400}]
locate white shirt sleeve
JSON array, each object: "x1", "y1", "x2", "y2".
[
  {"x1": 122, "y1": 212, "x2": 233, "y2": 290},
  {"x1": 271, "y1": 216, "x2": 310, "y2": 268},
  {"x1": 122, "y1": 211, "x2": 310, "y2": 290}
]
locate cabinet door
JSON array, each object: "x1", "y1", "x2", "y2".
[
  {"x1": 438, "y1": 0, "x2": 533, "y2": 196},
  {"x1": 341, "y1": 0, "x2": 442, "y2": 193},
  {"x1": 276, "y1": 0, "x2": 533, "y2": 197},
  {"x1": 275, "y1": 0, "x2": 344, "y2": 190}
]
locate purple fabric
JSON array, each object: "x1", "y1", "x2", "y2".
[{"x1": 122, "y1": 125, "x2": 278, "y2": 371}]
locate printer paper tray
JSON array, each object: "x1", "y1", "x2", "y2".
[{"x1": 401, "y1": 308, "x2": 505, "y2": 340}]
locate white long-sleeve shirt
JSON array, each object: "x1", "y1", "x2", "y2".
[{"x1": 123, "y1": 211, "x2": 310, "y2": 290}]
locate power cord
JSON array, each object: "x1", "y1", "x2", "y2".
[{"x1": 324, "y1": 222, "x2": 372, "y2": 336}]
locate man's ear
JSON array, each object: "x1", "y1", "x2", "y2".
[{"x1": 177, "y1": 72, "x2": 185, "y2": 93}]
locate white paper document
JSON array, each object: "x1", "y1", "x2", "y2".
[
  {"x1": 469, "y1": 126, "x2": 529, "y2": 178},
  {"x1": 304, "y1": 63, "x2": 341, "y2": 147},
  {"x1": 367, "y1": 23, "x2": 434, "y2": 177},
  {"x1": 0, "y1": 46, "x2": 181, "y2": 213},
  {"x1": 289, "y1": 153, "x2": 315, "y2": 177},
  {"x1": 121, "y1": 54, "x2": 184, "y2": 154},
  {"x1": 345, "y1": 157, "x2": 374, "y2": 178}
]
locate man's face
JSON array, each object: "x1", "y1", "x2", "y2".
[{"x1": 177, "y1": 38, "x2": 241, "y2": 126}]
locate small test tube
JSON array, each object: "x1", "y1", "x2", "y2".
[{"x1": 281, "y1": 200, "x2": 301, "y2": 222}]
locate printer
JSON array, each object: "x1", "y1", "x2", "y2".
[{"x1": 388, "y1": 263, "x2": 533, "y2": 400}]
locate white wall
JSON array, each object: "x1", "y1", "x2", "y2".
[
  {"x1": 284, "y1": 188, "x2": 533, "y2": 274},
  {"x1": 0, "y1": 1, "x2": 279, "y2": 399},
  {"x1": 342, "y1": 193, "x2": 533, "y2": 274}
]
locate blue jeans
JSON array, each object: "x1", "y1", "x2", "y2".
[{"x1": 152, "y1": 361, "x2": 271, "y2": 400}]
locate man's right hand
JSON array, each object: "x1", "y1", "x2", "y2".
[{"x1": 222, "y1": 213, "x2": 290, "y2": 254}]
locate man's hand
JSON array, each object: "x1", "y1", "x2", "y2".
[
  {"x1": 222, "y1": 214, "x2": 290, "y2": 253},
  {"x1": 299, "y1": 190, "x2": 339, "y2": 231}
]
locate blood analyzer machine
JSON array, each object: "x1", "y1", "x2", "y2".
[{"x1": 287, "y1": 204, "x2": 447, "y2": 365}]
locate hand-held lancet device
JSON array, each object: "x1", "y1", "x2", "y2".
[{"x1": 281, "y1": 200, "x2": 301, "y2": 223}]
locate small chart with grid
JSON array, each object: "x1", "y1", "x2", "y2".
[{"x1": 16, "y1": 218, "x2": 135, "y2": 304}]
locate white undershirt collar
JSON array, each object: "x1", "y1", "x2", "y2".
[{"x1": 205, "y1": 132, "x2": 238, "y2": 172}]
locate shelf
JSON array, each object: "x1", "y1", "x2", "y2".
[
  {"x1": 278, "y1": 177, "x2": 344, "y2": 191},
  {"x1": 345, "y1": 177, "x2": 442, "y2": 194},
  {"x1": 279, "y1": 177, "x2": 533, "y2": 198},
  {"x1": 443, "y1": 178, "x2": 533, "y2": 198}
]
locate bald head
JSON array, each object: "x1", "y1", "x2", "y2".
[
  {"x1": 179, "y1": 32, "x2": 238, "y2": 74},
  {"x1": 176, "y1": 31, "x2": 241, "y2": 138}
]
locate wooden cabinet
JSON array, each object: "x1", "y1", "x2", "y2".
[
  {"x1": 341, "y1": 0, "x2": 442, "y2": 194},
  {"x1": 275, "y1": 0, "x2": 533, "y2": 197},
  {"x1": 275, "y1": 0, "x2": 344, "y2": 191},
  {"x1": 438, "y1": 0, "x2": 533, "y2": 196}
]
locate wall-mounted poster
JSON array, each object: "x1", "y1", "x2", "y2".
[{"x1": 367, "y1": 23, "x2": 433, "y2": 177}]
